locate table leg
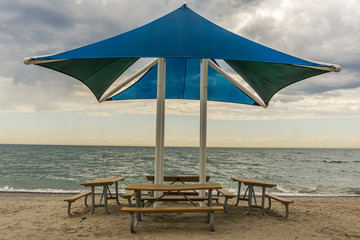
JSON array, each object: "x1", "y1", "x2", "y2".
[
  {"x1": 103, "y1": 185, "x2": 111, "y2": 214},
  {"x1": 235, "y1": 182, "x2": 242, "y2": 206},
  {"x1": 115, "y1": 182, "x2": 121, "y2": 205},
  {"x1": 91, "y1": 186, "x2": 95, "y2": 214},
  {"x1": 244, "y1": 185, "x2": 253, "y2": 215},
  {"x1": 260, "y1": 187, "x2": 268, "y2": 216}
]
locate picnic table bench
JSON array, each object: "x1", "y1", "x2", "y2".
[
  {"x1": 120, "y1": 183, "x2": 223, "y2": 233},
  {"x1": 121, "y1": 190, "x2": 135, "y2": 206},
  {"x1": 216, "y1": 188, "x2": 235, "y2": 213},
  {"x1": 63, "y1": 190, "x2": 92, "y2": 217},
  {"x1": 265, "y1": 193, "x2": 294, "y2": 219}
]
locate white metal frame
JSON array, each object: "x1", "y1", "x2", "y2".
[
  {"x1": 99, "y1": 58, "x2": 158, "y2": 102},
  {"x1": 208, "y1": 60, "x2": 266, "y2": 108}
]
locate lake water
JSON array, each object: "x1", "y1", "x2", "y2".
[{"x1": 0, "y1": 144, "x2": 359, "y2": 196}]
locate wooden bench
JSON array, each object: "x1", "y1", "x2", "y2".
[
  {"x1": 216, "y1": 189, "x2": 235, "y2": 213},
  {"x1": 121, "y1": 190, "x2": 135, "y2": 206},
  {"x1": 120, "y1": 206, "x2": 223, "y2": 233},
  {"x1": 265, "y1": 193, "x2": 294, "y2": 219},
  {"x1": 63, "y1": 190, "x2": 92, "y2": 217}
]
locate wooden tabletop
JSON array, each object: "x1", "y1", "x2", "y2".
[
  {"x1": 125, "y1": 183, "x2": 222, "y2": 191},
  {"x1": 231, "y1": 177, "x2": 276, "y2": 188},
  {"x1": 81, "y1": 177, "x2": 125, "y2": 186},
  {"x1": 146, "y1": 175, "x2": 210, "y2": 182}
]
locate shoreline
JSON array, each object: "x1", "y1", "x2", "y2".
[
  {"x1": 1, "y1": 192, "x2": 359, "y2": 239},
  {"x1": 1, "y1": 190, "x2": 359, "y2": 198}
]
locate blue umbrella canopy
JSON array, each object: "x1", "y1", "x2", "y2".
[
  {"x1": 24, "y1": 4, "x2": 340, "y2": 106},
  {"x1": 108, "y1": 58, "x2": 257, "y2": 105}
]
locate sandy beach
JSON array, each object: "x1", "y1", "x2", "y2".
[{"x1": 0, "y1": 192, "x2": 359, "y2": 240}]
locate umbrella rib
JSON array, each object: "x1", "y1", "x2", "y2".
[
  {"x1": 208, "y1": 60, "x2": 266, "y2": 108},
  {"x1": 99, "y1": 58, "x2": 158, "y2": 102},
  {"x1": 294, "y1": 63, "x2": 341, "y2": 72}
]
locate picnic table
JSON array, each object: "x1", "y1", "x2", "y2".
[
  {"x1": 81, "y1": 177, "x2": 125, "y2": 214},
  {"x1": 231, "y1": 177, "x2": 276, "y2": 216},
  {"x1": 120, "y1": 183, "x2": 223, "y2": 232}
]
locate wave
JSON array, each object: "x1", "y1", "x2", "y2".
[
  {"x1": 224, "y1": 185, "x2": 360, "y2": 197},
  {"x1": 323, "y1": 160, "x2": 347, "y2": 164},
  {"x1": 0, "y1": 186, "x2": 80, "y2": 194}
]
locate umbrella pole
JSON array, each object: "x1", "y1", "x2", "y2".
[
  {"x1": 199, "y1": 58, "x2": 208, "y2": 206},
  {"x1": 154, "y1": 58, "x2": 166, "y2": 206}
]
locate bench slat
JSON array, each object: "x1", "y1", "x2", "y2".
[
  {"x1": 265, "y1": 193, "x2": 294, "y2": 204},
  {"x1": 121, "y1": 190, "x2": 135, "y2": 198},
  {"x1": 217, "y1": 189, "x2": 235, "y2": 198},
  {"x1": 64, "y1": 191, "x2": 92, "y2": 202},
  {"x1": 120, "y1": 206, "x2": 223, "y2": 213}
]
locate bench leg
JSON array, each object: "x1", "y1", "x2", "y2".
[
  {"x1": 67, "y1": 202, "x2": 73, "y2": 217},
  {"x1": 284, "y1": 204, "x2": 289, "y2": 219},
  {"x1": 223, "y1": 197, "x2": 229, "y2": 213},
  {"x1": 267, "y1": 197, "x2": 272, "y2": 210},
  {"x1": 130, "y1": 212, "x2": 138, "y2": 233},
  {"x1": 84, "y1": 195, "x2": 89, "y2": 207},
  {"x1": 127, "y1": 198, "x2": 133, "y2": 207}
]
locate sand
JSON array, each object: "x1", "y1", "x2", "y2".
[{"x1": 0, "y1": 192, "x2": 359, "y2": 240}]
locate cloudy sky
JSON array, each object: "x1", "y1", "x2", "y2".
[{"x1": 0, "y1": 0, "x2": 359, "y2": 148}]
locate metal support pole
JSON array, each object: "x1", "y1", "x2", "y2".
[
  {"x1": 199, "y1": 59, "x2": 208, "y2": 206},
  {"x1": 154, "y1": 58, "x2": 166, "y2": 206},
  {"x1": 261, "y1": 187, "x2": 268, "y2": 216},
  {"x1": 91, "y1": 186, "x2": 95, "y2": 214},
  {"x1": 103, "y1": 185, "x2": 111, "y2": 214},
  {"x1": 235, "y1": 182, "x2": 241, "y2": 206}
]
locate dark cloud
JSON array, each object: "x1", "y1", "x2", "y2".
[
  {"x1": 9, "y1": 2, "x2": 75, "y2": 30},
  {"x1": 0, "y1": 0, "x2": 358, "y2": 114}
]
